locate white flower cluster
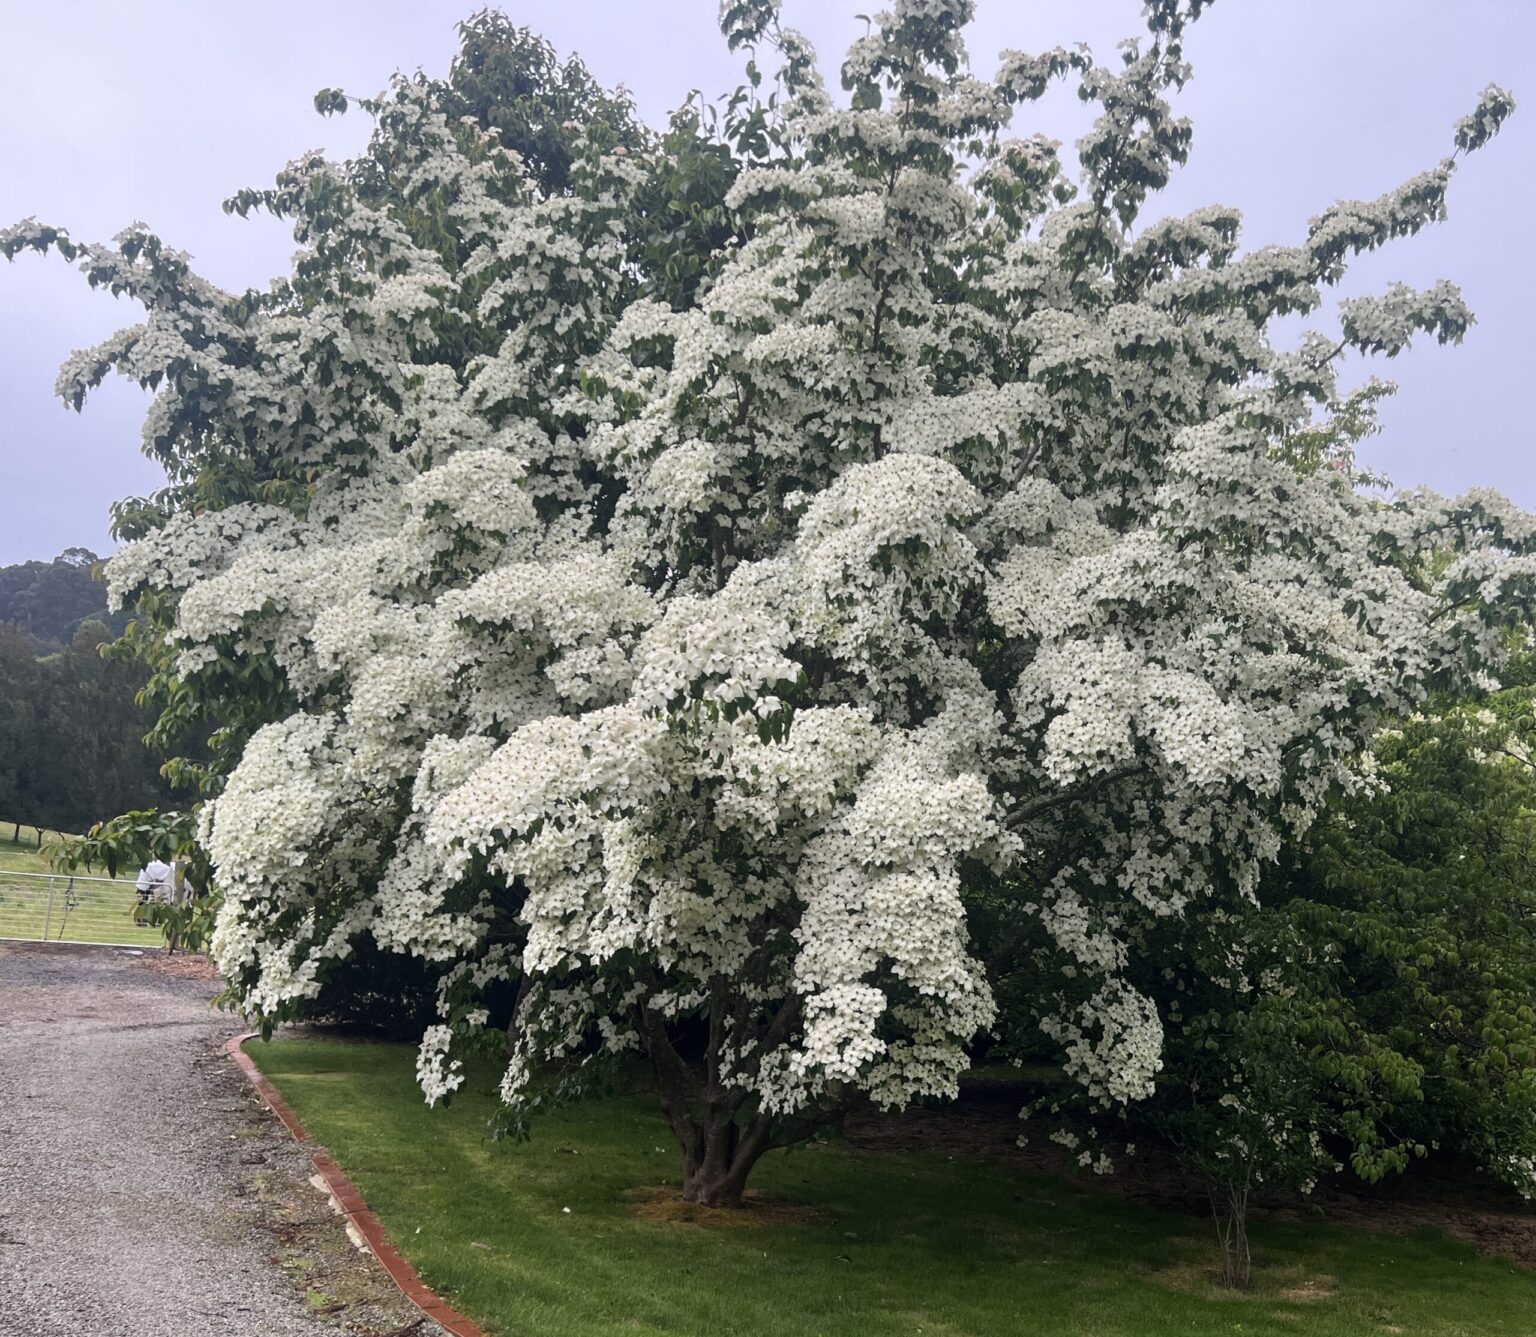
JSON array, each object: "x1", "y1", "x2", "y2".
[{"x1": 1040, "y1": 981, "x2": 1164, "y2": 1106}]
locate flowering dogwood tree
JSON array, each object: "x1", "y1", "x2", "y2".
[{"x1": 8, "y1": 0, "x2": 1532, "y2": 1206}]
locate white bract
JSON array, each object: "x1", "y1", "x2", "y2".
[{"x1": 8, "y1": 1, "x2": 1530, "y2": 1202}]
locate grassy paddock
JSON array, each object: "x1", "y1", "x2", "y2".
[
  {"x1": 0, "y1": 822, "x2": 161, "y2": 947},
  {"x1": 0, "y1": 872, "x2": 163, "y2": 947},
  {"x1": 247, "y1": 1036, "x2": 1536, "y2": 1337},
  {"x1": 0, "y1": 821, "x2": 61, "y2": 874}
]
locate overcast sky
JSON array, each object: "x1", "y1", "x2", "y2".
[{"x1": 1, "y1": 0, "x2": 1531, "y2": 565}]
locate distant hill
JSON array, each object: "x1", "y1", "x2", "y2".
[{"x1": 0, "y1": 548, "x2": 126, "y2": 647}]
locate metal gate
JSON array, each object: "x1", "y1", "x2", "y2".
[{"x1": 0, "y1": 870, "x2": 164, "y2": 948}]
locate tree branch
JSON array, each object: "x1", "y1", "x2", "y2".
[{"x1": 1004, "y1": 764, "x2": 1147, "y2": 831}]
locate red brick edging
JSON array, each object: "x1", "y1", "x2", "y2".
[{"x1": 225, "y1": 1032, "x2": 488, "y2": 1337}]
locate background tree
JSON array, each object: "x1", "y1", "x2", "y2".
[
  {"x1": 0, "y1": 622, "x2": 45, "y2": 838},
  {"x1": 1269, "y1": 670, "x2": 1536, "y2": 1194},
  {"x1": 7, "y1": 0, "x2": 1532, "y2": 1209},
  {"x1": 1020, "y1": 648, "x2": 1536, "y2": 1286},
  {"x1": 0, "y1": 618, "x2": 176, "y2": 837}
]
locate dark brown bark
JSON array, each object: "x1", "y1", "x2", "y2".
[
  {"x1": 679, "y1": 1110, "x2": 776, "y2": 1207},
  {"x1": 1004, "y1": 764, "x2": 1146, "y2": 830},
  {"x1": 638, "y1": 989, "x2": 808, "y2": 1209}
]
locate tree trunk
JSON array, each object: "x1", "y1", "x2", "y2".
[
  {"x1": 1209, "y1": 1179, "x2": 1252, "y2": 1289},
  {"x1": 639, "y1": 993, "x2": 782, "y2": 1209},
  {"x1": 165, "y1": 858, "x2": 183, "y2": 953},
  {"x1": 677, "y1": 1112, "x2": 774, "y2": 1208}
]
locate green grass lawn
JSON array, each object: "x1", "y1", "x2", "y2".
[
  {"x1": 247, "y1": 1036, "x2": 1536, "y2": 1337},
  {"x1": 0, "y1": 821, "x2": 58, "y2": 874},
  {"x1": 0, "y1": 822, "x2": 161, "y2": 947}
]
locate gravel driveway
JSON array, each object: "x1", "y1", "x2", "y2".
[{"x1": 0, "y1": 942, "x2": 432, "y2": 1337}]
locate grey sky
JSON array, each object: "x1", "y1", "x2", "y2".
[{"x1": 1, "y1": 0, "x2": 1531, "y2": 566}]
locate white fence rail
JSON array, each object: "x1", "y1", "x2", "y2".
[{"x1": 0, "y1": 871, "x2": 164, "y2": 948}]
